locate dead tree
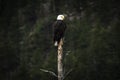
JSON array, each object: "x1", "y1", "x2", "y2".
[
  {"x1": 58, "y1": 39, "x2": 63, "y2": 80},
  {"x1": 40, "y1": 39, "x2": 72, "y2": 80}
]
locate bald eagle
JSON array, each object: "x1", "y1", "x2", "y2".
[{"x1": 53, "y1": 15, "x2": 67, "y2": 46}]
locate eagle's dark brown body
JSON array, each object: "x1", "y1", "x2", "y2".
[{"x1": 53, "y1": 20, "x2": 67, "y2": 46}]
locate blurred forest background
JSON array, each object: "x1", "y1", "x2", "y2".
[{"x1": 0, "y1": 0, "x2": 120, "y2": 80}]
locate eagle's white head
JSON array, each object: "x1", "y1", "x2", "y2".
[{"x1": 57, "y1": 15, "x2": 65, "y2": 20}]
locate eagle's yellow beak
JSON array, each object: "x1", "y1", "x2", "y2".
[{"x1": 61, "y1": 15, "x2": 64, "y2": 20}]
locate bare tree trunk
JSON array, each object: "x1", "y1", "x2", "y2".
[
  {"x1": 58, "y1": 39, "x2": 63, "y2": 80},
  {"x1": 40, "y1": 38, "x2": 72, "y2": 79}
]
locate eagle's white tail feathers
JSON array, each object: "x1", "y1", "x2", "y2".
[{"x1": 54, "y1": 41, "x2": 58, "y2": 46}]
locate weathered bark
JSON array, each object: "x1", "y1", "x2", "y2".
[{"x1": 58, "y1": 39, "x2": 63, "y2": 80}]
